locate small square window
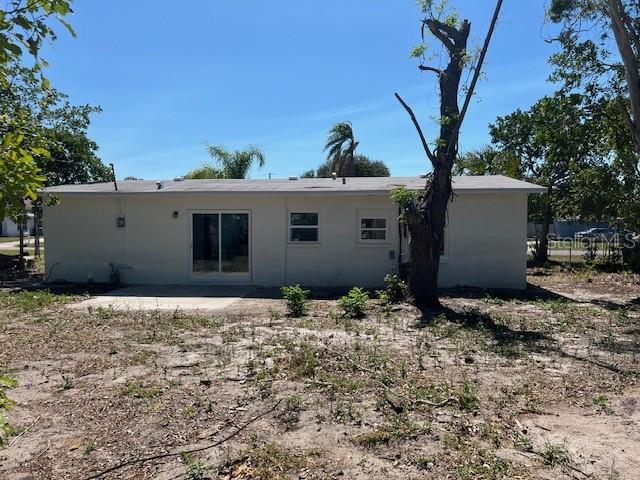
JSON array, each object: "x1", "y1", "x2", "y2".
[
  {"x1": 359, "y1": 217, "x2": 387, "y2": 242},
  {"x1": 289, "y1": 212, "x2": 319, "y2": 242},
  {"x1": 361, "y1": 219, "x2": 386, "y2": 229},
  {"x1": 361, "y1": 230, "x2": 386, "y2": 240},
  {"x1": 291, "y1": 213, "x2": 318, "y2": 226}
]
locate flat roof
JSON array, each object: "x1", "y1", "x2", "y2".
[{"x1": 43, "y1": 175, "x2": 547, "y2": 196}]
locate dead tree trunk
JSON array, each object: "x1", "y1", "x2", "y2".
[{"x1": 395, "y1": 0, "x2": 504, "y2": 309}]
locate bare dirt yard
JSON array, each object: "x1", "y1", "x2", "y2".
[{"x1": 1, "y1": 268, "x2": 639, "y2": 479}]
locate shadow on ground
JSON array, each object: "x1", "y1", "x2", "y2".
[{"x1": 416, "y1": 295, "x2": 639, "y2": 376}]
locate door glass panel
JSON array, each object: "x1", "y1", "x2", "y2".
[
  {"x1": 221, "y1": 213, "x2": 249, "y2": 272},
  {"x1": 192, "y1": 214, "x2": 219, "y2": 273}
]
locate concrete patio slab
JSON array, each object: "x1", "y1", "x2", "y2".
[{"x1": 69, "y1": 285, "x2": 253, "y2": 312}]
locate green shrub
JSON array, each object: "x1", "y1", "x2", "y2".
[
  {"x1": 280, "y1": 285, "x2": 310, "y2": 317},
  {"x1": 338, "y1": 287, "x2": 369, "y2": 319},
  {"x1": 381, "y1": 274, "x2": 408, "y2": 303}
]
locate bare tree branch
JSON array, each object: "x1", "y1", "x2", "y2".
[
  {"x1": 394, "y1": 92, "x2": 437, "y2": 165},
  {"x1": 431, "y1": 19, "x2": 465, "y2": 44},
  {"x1": 447, "y1": 0, "x2": 505, "y2": 156},
  {"x1": 419, "y1": 65, "x2": 443, "y2": 75},
  {"x1": 83, "y1": 398, "x2": 283, "y2": 480},
  {"x1": 425, "y1": 20, "x2": 456, "y2": 51}
]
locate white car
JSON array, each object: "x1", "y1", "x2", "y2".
[{"x1": 574, "y1": 228, "x2": 616, "y2": 241}]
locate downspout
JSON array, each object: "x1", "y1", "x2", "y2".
[
  {"x1": 397, "y1": 206, "x2": 402, "y2": 274},
  {"x1": 284, "y1": 195, "x2": 289, "y2": 285}
]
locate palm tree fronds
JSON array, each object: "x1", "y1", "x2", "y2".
[
  {"x1": 207, "y1": 144, "x2": 232, "y2": 163},
  {"x1": 202, "y1": 144, "x2": 266, "y2": 179}
]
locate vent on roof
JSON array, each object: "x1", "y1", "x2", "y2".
[
  {"x1": 156, "y1": 181, "x2": 163, "y2": 190},
  {"x1": 288, "y1": 176, "x2": 299, "y2": 181}
]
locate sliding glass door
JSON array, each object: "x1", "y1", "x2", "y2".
[{"x1": 191, "y1": 212, "x2": 250, "y2": 278}]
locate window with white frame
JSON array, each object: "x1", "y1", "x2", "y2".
[
  {"x1": 289, "y1": 212, "x2": 319, "y2": 242},
  {"x1": 360, "y1": 217, "x2": 387, "y2": 241}
]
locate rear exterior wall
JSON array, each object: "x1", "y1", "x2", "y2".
[{"x1": 43, "y1": 191, "x2": 527, "y2": 289}]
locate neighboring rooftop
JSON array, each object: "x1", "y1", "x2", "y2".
[{"x1": 43, "y1": 175, "x2": 546, "y2": 195}]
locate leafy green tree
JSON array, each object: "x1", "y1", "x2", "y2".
[
  {"x1": 185, "y1": 163, "x2": 224, "y2": 179},
  {"x1": 350, "y1": 156, "x2": 390, "y2": 177},
  {"x1": 185, "y1": 145, "x2": 265, "y2": 179},
  {"x1": 300, "y1": 169, "x2": 316, "y2": 179},
  {"x1": 393, "y1": 0, "x2": 504, "y2": 308},
  {"x1": 453, "y1": 147, "x2": 521, "y2": 177},
  {"x1": 2, "y1": 64, "x2": 107, "y2": 261},
  {"x1": 489, "y1": 94, "x2": 609, "y2": 263},
  {"x1": 2, "y1": 65, "x2": 108, "y2": 190},
  {"x1": 323, "y1": 122, "x2": 359, "y2": 177},
  {"x1": 549, "y1": 0, "x2": 640, "y2": 159},
  {"x1": 0, "y1": 132, "x2": 46, "y2": 218},
  {"x1": 0, "y1": 1, "x2": 75, "y2": 219},
  {"x1": 304, "y1": 154, "x2": 390, "y2": 178},
  {"x1": 2, "y1": 65, "x2": 109, "y2": 187},
  {"x1": 0, "y1": 0, "x2": 75, "y2": 82},
  {"x1": 547, "y1": 0, "x2": 640, "y2": 236}
]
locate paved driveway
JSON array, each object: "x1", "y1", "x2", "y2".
[{"x1": 69, "y1": 285, "x2": 253, "y2": 312}]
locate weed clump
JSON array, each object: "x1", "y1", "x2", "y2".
[
  {"x1": 541, "y1": 441, "x2": 572, "y2": 467},
  {"x1": 0, "y1": 290, "x2": 77, "y2": 312},
  {"x1": 354, "y1": 417, "x2": 429, "y2": 447},
  {"x1": 287, "y1": 341, "x2": 319, "y2": 379},
  {"x1": 279, "y1": 394, "x2": 302, "y2": 428},
  {"x1": 0, "y1": 374, "x2": 17, "y2": 447},
  {"x1": 118, "y1": 380, "x2": 162, "y2": 399}
]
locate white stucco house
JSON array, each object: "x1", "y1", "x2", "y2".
[
  {"x1": 42, "y1": 175, "x2": 545, "y2": 289},
  {"x1": 1, "y1": 214, "x2": 35, "y2": 237}
]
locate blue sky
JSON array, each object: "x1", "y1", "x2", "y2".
[{"x1": 42, "y1": 1, "x2": 561, "y2": 179}]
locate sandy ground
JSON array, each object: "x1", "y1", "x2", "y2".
[
  {"x1": 0, "y1": 268, "x2": 639, "y2": 479},
  {"x1": 69, "y1": 285, "x2": 253, "y2": 312}
]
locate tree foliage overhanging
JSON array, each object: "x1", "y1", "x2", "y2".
[
  {"x1": 0, "y1": 1, "x2": 78, "y2": 219},
  {"x1": 548, "y1": 0, "x2": 640, "y2": 230},
  {"x1": 2, "y1": 64, "x2": 110, "y2": 187},
  {"x1": 455, "y1": 0, "x2": 640, "y2": 261}
]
